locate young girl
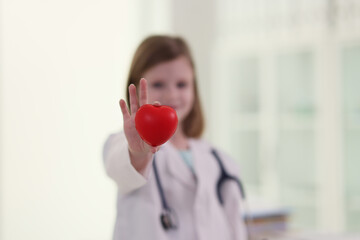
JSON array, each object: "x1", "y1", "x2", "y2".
[{"x1": 103, "y1": 35, "x2": 248, "y2": 240}]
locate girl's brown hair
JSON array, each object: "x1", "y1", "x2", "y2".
[{"x1": 126, "y1": 35, "x2": 204, "y2": 138}]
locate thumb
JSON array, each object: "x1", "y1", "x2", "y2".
[{"x1": 153, "y1": 101, "x2": 161, "y2": 106}]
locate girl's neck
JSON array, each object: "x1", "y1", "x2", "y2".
[{"x1": 170, "y1": 126, "x2": 189, "y2": 150}]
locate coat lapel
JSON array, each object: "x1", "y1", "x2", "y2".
[
  {"x1": 190, "y1": 139, "x2": 219, "y2": 189},
  {"x1": 161, "y1": 140, "x2": 197, "y2": 191}
]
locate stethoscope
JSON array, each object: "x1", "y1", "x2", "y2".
[{"x1": 152, "y1": 148, "x2": 246, "y2": 231}]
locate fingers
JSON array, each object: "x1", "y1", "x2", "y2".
[
  {"x1": 127, "y1": 78, "x2": 150, "y2": 116},
  {"x1": 119, "y1": 99, "x2": 130, "y2": 121},
  {"x1": 139, "y1": 78, "x2": 148, "y2": 106},
  {"x1": 129, "y1": 84, "x2": 139, "y2": 115}
]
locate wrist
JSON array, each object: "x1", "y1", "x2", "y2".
[
  {"x1": 128, "y1": 148, "x2": 151, "y2": 158},
  {"x1": 128, "y1": 148, "x2": 153, "y2": 175}
]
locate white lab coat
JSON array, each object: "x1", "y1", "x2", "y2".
[{"x1": 103, "y1": 131, "x2": 248, "y2": 240}]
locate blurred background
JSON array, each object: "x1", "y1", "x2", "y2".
[{"x1": 1, "y1": 0, "x2": 360, "y2": 239}]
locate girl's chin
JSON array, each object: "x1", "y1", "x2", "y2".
[{"x1": 177, "y1": 109, "x2": 192, "y2": 119}]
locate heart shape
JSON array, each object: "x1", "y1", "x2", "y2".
[{"x1": 135, "y1": 104, "x2": 178, "y2": 147}]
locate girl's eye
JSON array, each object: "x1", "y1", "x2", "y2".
[
  {"x1": 177, "y1": 81, "x2": 187, "y2": 88},
  {"x1": 152, "y1": 82, "x2": 164, "y2": 88}
]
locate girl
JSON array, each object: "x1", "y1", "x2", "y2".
[{"x1": 103, "y1": 35, "x2": 248, "y2": 240}]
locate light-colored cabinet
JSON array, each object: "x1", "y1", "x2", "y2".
[
  {"x1": 342, "y1": 45, "x2": 360, "y2": 231},
  {"x1": 211, "y1": 0, "x2": 360, "y2": 232}
]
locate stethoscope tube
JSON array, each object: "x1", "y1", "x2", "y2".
[
  {"x1": 211, "y1": 149, "x2": 246, "y2": 204},
  {"x1": 153, "y1": 156, "x2": 179, "y2": 230},
  {"x1": 153, "y1": 158, "x2": 171, "y2": 211}
]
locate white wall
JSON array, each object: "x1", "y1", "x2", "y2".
[
  {"x1": 0, "y1": 0, "x2": 222, "y2": 238},
  {"x1": 0, "y1": 0, "x2": 170, "y2": 239}
]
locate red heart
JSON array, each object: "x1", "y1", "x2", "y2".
[{"x1": 135, "y1": 104, "x2": 178, "y2": 147}]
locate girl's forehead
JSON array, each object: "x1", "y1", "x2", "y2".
[{"x1": 144, "y1": 56, "x2": 194, "y2": 80}]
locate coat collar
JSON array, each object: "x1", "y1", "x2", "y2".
[
  {"x1": 159, "y1": 139, "x2": 215, "y2": 191},
  {"x1": 159, "y1": 140, "x2": 196, "y2": 191}
]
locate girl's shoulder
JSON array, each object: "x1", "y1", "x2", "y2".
[
  {"x1": 189, "y1": 137, "x2": 228, "y2": 155},
  {"x1": 189, "y1": 137, "x2": 240, "y2": 173}
]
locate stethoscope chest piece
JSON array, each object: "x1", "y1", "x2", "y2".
[{"x1": 160, "y1": 208, "x2": 178, "y2": 230}]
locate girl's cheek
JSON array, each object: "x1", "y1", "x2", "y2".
[{"x1": 186, "y1": 91, "x2": 194, "y2": 99}]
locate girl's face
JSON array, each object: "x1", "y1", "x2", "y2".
[{"x1": 143, "y1": 56, "x2": 195, "y2": 123}]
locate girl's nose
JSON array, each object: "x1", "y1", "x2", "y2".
[{"x1": 165, "y1": 85, "x2": 178, "y2": 100}]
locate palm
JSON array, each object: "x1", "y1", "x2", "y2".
[
  {"x1": 123, "y1": 113, "x2": 148, "y2": 153},
  {"x1": 119, "y1": 78, "x2": 157, "y2": 154}
]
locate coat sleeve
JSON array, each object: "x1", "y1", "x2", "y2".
[
  {"x1": 217, "y1": 149, "x2": 249, "y2": 240},
  {"x1": 222, "y1": 182, "x2": 249, "y2": 240},
  {"x1": 102, "y1": 131, "x2": 147, "y2": 195}
]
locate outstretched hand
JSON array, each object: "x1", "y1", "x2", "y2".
[{"x1": 119, "y1": 78, "x2": 160, "y2": 156}]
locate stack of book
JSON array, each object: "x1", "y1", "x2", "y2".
[{"x1": 242, "y1": 197, "x2": 291, "y2": 239}]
